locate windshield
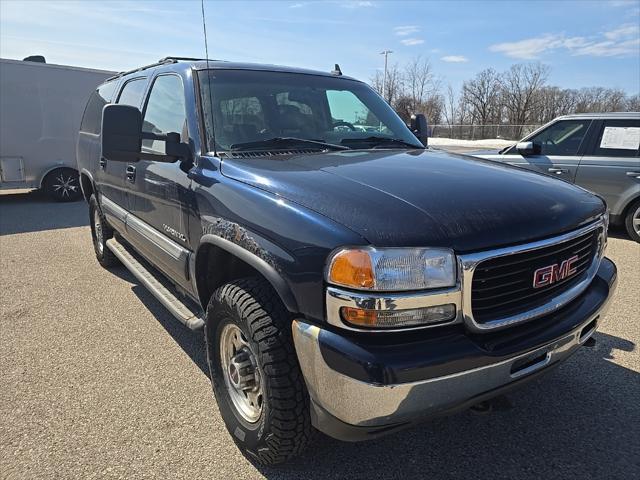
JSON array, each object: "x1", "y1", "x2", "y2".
[{"x1": 198, "y1": 70, "x2": 424, "y2": 152}]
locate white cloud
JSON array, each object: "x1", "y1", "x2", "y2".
[
  {"x1": 604, "y1": 23, "x2": 640, "y2": 40},
  {"x1": 289, "y1": 2, "x2": 305, "y2": 8},
  {"x1": 489, "y1": 24, "x2": 640, "y2": 59},
  {"x1": 573, "y1": 38, "x2": 640, "y2": 57},
  {"x1": 441, "y1": 55, "x2": 469, "y2": 63},
  {"x1": 341, "y1": 0, "x2": 374, "y2": 8},
  {"x1": 401, "y1": 38, "x2": 424, "y2": 46},
  {"x1": 608, "y1": 0, "x2": 638, "y2": 6},
  {"x1": 394, "y1": 25, "x2": 420, "y2": 36},
  {"x1": 490, "y1": 34, "x2": 564, "y2": 59}
]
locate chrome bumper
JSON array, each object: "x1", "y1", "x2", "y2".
[
  {"x1": 293, "y1": 261, "x2": 616, "y2": 432},
  {"x1": 294, "y1": 316, "x2": 598, "y2": 428}
]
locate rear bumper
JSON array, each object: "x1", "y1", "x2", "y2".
[{"x1": 292, "y1": 257, "x2": 617, "y2": 441}]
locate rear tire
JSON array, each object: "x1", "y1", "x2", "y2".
[
  {"x1": 89, "y1": 195, "x2": 119, "y2": 267},
  {"x1": 624, "y1": 199, "x2": 640, "y2": 243},
  {"x1": 43, "y1": 167, "x2": 82, "y2": 202},
  {"x1": 204, "y1": 278, "x2": 313, "y2": 465}
]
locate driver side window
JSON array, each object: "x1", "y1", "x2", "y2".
[{"x1": 529, "y1": 120, "x2": 591, "y2": 156}]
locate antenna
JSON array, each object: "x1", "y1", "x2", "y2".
[{"x1": 201, "y1": 0, "x2": 217, "y2": 156}]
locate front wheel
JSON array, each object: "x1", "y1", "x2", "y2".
[
  {"x1": 624, "y1": 199, "x2": 640, "y2": 243},
  {"x1": 42, "y1": 167, "x2": 82, "y2": 202},
  {"x1": 204, "y1": 278, "x2": 313, "y2": 465}
]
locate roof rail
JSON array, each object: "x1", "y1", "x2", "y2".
[
  {"x1": 105, "y1": 57, "x2": 209, "y2": 82},
  {"x1": 158, "y1": 56, "x2": 207, "y2": 63}
]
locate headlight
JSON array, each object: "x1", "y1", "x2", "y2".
[{"x1": 327, "y1": 247, "x2": 457, "y2": 291}]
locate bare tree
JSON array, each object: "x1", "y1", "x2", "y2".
[
  {"x1": 404, "y1": 56, "x2": 438, "y2": 111},
  {"x1": 371, "y1": 63, "x2": 403, "y2": 105},
  {"x1": 500, "y1": 62, "x2": 550, "y2": 137},
  {"x1": 626, "y1": 94, "x2": 640, "y2": 111},
  {"x1": 462, "y1": 68, "x2": 501, "y2": 137}
]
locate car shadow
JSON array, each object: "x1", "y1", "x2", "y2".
[
  {"x1": 0, "y1": 190, "x2": 87, "y2": 235},
  {"x1": 108, "y1": 264, "x2": 209, "y2": 377},
  {"x1": 113, "y1": 272, "x2": 638, "y2": 479}
]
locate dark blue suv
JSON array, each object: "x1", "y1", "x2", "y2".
[{"x1": 77, "y1": 57, "x2": 617, "y2": 464}]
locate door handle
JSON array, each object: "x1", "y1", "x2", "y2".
[
  {"x1": 626, "y1": 171, "x2": 640, "y2": 179},
  {"x1": 126, "y1": 165, "x2": 136, "y2": 183},
  {"x1": 548, "y1": 167, "x2": 568, "y2": 174},
  {"x1": 99, "y1": 157, "x2": 107, "y2": 169}
]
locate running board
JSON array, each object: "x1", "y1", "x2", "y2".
[{"x1": 106, "y1": 238, "x2": 205, "y2": 331}]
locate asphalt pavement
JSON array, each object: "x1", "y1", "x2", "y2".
[{"x1": 1, "y1": 189, "x2": 639, "y2": 480}]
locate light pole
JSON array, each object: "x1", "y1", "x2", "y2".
[{"x1": 380, "y1": 50, "x2": 393, "y2": 103}]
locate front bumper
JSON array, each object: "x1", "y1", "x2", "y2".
[{"x1": 292, "y1": 257, "x2": 617, "y2": 442}]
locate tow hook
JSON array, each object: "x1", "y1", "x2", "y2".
[{"x1": 470, "y1": 395, "x2": 513, "y2": 415}]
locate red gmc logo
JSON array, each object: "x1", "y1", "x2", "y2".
[{"x1": 533, "y1": 255, "x2": 579, "y2": 288}]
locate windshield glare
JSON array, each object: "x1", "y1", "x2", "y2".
[{"x1": 198, "y1": 70, "x2": 423, "y2": 152}]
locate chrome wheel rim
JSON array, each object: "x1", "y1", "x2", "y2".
[
  {"x1": 633, "y1": 205, "x2": 640, "y2": 236},
  {"x1": 219, "y1": 323, "x2": 263, "y2": 423},
  {"x1": 52, "y1": 173, "x2": 79, "y2": 198},
  {"x1": 94, "y1": 209, "x2": 104, "y2": 255}
]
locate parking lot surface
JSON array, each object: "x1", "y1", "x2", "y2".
[{"x1": 1, "y1": 190, "x2": 639, "y2": 480}]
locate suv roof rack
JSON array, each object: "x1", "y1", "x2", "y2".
[{"x1": 105, "y1": 56, "x2": 212, "y2": 82}]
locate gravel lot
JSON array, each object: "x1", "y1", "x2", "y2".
[{"x1": 1, "y1": 189, "x2": 639, "y2": 480}]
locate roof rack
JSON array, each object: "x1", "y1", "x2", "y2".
[{"x1": 105, "y1": 56, "x2": 210, "y2": 82}]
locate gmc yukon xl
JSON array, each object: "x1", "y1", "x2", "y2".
[{"x1": 77, "y1": 57, "x2": 617, "y2": 465}]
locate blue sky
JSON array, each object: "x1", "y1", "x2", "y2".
[{"x1": 1, "y1": 0, "x2": 639, "y2": 93}]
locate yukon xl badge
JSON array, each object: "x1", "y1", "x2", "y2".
[
  {"x1": 533, "y1": 255, "x2": 579, "y2": 288},
  {"x1": 162, "y1": 224, "x2": 187, "y2": 242}
]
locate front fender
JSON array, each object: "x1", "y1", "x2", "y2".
[{"x1": 195, "y1": 231, "x2": 299, "y2": 313}]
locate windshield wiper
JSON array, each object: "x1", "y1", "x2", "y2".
[
  {"x1": 230, "y1": 137, "x2": 349, "y2": 152},
  {"x1": 343, "y1": 136, "x2": 424, "y2": 149}
]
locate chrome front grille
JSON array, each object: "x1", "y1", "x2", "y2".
[{"x1": 459, "y1": 219, "x2": 605, "y2": 332}]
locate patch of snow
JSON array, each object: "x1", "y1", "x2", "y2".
[{"x1": 428, "y1": 137, "x2": 516, "y2": 149}]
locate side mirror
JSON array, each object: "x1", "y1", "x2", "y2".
[
  {"x1": 410, "y1": 113, "x2": 428, "y2": 147},
  {"x1": 101, "y1": 104, "x2": 191, "y2": 163},
  {"x1": 516, "y1": 141, "x2": 537, "y2": 156},
  {"x1": 101, "y1": 104, "x2": 143, "y2": 162}
]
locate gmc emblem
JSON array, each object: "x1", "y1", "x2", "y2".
[{"x1": 533, "y1": 255, "x2": 579, "y2": 288}]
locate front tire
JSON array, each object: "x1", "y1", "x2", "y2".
[
  {"x1": 204, "y1": 278, "x2": 313, "y2": 465},
  {"x1": 89, "y1": 195, "x2": 119, "y2": 267},
  {"x1": 43, "y1": 167, "x2": 82, "y2": 202},
  {"x1": 624, "y1": 199, "x2": 640, "y2": 243}
]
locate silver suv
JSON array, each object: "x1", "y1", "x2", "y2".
[{"x1": 473, "y1": 113, "x2": 640, "y2": 242}]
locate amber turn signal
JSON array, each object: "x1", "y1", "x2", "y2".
[
  {"x1": 327, "y1": 249, "x2": 375, "y2": 289},
  {"x1": 341, "y1": 307, "x2": 378, "y2": 326}
]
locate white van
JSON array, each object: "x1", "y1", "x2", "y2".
[{"x1": 0, "y1": 58, "x2": 114, "y2": 201}]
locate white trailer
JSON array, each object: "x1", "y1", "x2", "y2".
[{"x1": 0, "y1": 58, "x2": 115, "y2": 201}]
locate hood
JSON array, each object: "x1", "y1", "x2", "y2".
[{"x1": 220, "y1": 149, "x2": 605, "y2": 252}]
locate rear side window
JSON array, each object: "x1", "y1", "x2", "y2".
[
  {"x1": 142, "y1": 75, "x2": 187, "y2": 153},
  {"x1": 79, "y1": 82, "x2": 118, "y2": 134},
  {"x1": 587, "y1": 119, "x2": 640, "y2": 157},
  {"x1": 117, "y1": 78, "x2": 147, "y2": 108}
]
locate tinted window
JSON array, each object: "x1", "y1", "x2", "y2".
[
  {"x1": 117, "y1": 78, "x2": 147, "y2": 108},
  {"x1": 79, "y1": 81, "x2": 118, "y2": 134},
  {"x1": 530, "y1": 120, "x2": 591, "y2": 156},
  {"x1": 142, "y1": 75, "x2": 186, "y2": 153},
  {"x1": 588, "y1": 119, "x2": 640, "y2": 158}
]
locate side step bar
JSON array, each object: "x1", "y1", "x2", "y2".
[{"x1": 106, "y1": 238, "x2": 205, "y2": 331}]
